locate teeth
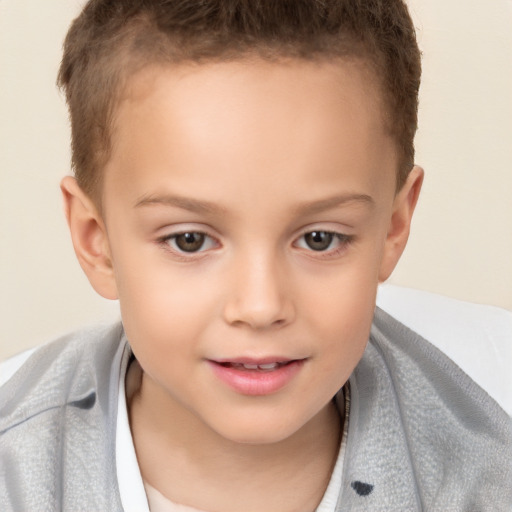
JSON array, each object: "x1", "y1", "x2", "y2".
[
  {"x1": 242, "y1": 363, "x2": 259, "y2": 370},
  {"x1": 223, "y1": 361, "x2": 289, "y2": 371},
  {"x1": 237, "y1": 362, "x2": 281, "y2": 370},
  {"x1": 257, "y1": 363, "x2": 279, "y2": 370}
]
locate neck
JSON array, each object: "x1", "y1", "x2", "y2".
[{"x1": 128, "y1": 365, "x2": 342, "y2": 512}]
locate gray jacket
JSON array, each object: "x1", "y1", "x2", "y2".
[{"x1": 1, "y1": 309, "x2": 511, "y2": 511}]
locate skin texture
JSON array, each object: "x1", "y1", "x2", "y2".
[{"x1": 61, "y1": 58, "x2": 423, "y2": 512}]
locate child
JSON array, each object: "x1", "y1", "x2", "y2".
[{"x1": 0, "y1": 1, "x2": 510, "y2": 511}]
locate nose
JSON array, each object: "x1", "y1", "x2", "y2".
[{"x1": 223, "y1": 250, "x2": 295, "y2": 330}]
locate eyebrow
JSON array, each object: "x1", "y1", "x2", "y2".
[
  {"x1": 293, "y1": 193, "x2": 375, "y2": 216},
  {"x1": 134, "y1": 194, "x2": 227, "y2": 215},
  {"x1": 134, "y1": 192, "x2": 374, "y2": 215}
]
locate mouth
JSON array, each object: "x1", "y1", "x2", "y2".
[
  {"x1": 216, "y1": 361, "x2": 295, "y2": 372},
  {"x1": 207, "y1": 358, "x2": 306, "y2": 395}
]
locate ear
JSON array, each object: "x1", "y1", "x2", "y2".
[
  {"x1": 60, "y1": 176, "x2": 118, "y2": 299},
  {"x1": 379, "y1": 166, "x2": 424, "y2": 282}
]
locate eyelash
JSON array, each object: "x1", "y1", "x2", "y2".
[
  {"x1": 294, "y1": 231, "x2": 354, "y2": 258},
  {"x1": 157, "y1": 229, "x2": 354, "y2": 259},
  {"x1": 158, "y1": 231, "x2": 219, "y2": 259}
]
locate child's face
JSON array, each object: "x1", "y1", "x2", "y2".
[{"x1": 71, "y1": 59, "x2": 420, "y2": 444}]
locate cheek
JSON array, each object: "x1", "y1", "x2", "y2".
[
  {"x1": 116, "y1": 267, "x2": 207, "y2": 383},
  {"x1": 110, "y1": 250, "x2": 215, "y2": 354},
  {"x1": 303, "y1": 256, "x2": 378, "y2": 329},
  {"x1": 119, "y1": 276, "x2": 209, "y2": 348},
  {"x1": 300, "y1": 255, "x2": 379, "y2": 374},
  {"x1": 113, "y1": 241, "x2": 210, "y2": 312}
]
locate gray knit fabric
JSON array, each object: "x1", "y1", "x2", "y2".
[
  {"x1": 1, "y1": 309, "x2": 511, "y2": 511},
  {"x1": 0, "y1": 323, "x2": 126, "y2": 511},
  {"x1": 338, "y1": 309, "x2": 512, "y2": 511}
]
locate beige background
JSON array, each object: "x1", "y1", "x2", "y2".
[{"x1": 1, "y1": 1, "x2": 511, "y2": 360}]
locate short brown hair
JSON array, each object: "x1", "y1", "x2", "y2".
[{"x1": 58, "y1": 0, "x2": 421, "y2": 202}]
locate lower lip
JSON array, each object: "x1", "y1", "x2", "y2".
[{"x1": 207, "y1": 360, "x2": 305, "y2": 396}]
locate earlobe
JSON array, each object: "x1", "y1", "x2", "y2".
[
  {"x1": 378, "y1": 166, "x2": 424, "y2": 282},
  {"x1": 60, "y1": 176, "x2": 118, "y2": 300}
]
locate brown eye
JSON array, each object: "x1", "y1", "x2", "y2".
[
  {"x1": 303, "y1": 231, "x2": 334, "y2": 251},
  {"x1": 174, "y1": 232, "x2": 206, "y2": 252}
]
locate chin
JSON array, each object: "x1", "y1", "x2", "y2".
[{"x1": 209, "y1": 412, "x2": 308, "y2": 446}]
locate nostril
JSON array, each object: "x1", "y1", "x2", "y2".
[{"x1": 222, "y1": 282, "x2": 295, "y2": 329}]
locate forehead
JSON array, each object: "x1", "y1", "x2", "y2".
[
  {"x1": 119, "y1": 57, "x2": 385, "y2": 132},
  {"x1": 104, "y1": 58, "x2": 397, "y2": 210}
]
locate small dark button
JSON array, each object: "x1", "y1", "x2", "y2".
[{"x1": 351, "y1": 481, "x2": 374, "y2": 497}]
